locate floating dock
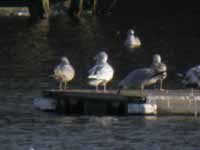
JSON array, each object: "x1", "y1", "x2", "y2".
[{"x1": 41, "y1": 89, "x2": 200, "y2": 116}]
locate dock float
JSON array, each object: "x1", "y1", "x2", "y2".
[{"x1": 37, "y1": 89, "x2": 200, "y2": 116}]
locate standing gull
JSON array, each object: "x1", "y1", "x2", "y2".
[
  {"x1": 118, "y1": 54, "x2": 167, "y2": 94},
  {"x1": 53, "y1": 57, "x2": 75, "y2": 90},
  {"x1": 88, "y1": 51, "x2": 114, "y2": 92},
  {"x1": 124, "y1": 29, "x2": 141, "y2": 50}
]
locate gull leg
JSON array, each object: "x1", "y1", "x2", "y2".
[
  {"x1": 117, "y1": 89, "x2": 121, "y2": 95},
  {"x1": 159, "y1": 79, "x2": 165, "y2": 91},
  {"x1": 116, "y1": 85, "x2": 122, "y2": 95},
  {"x1": 59, "y1": 81, "x2": 62, "y2": 90},
  {"x1": 64, "y1": 81, "x2": 67, "y2": 90},
  {"x1": 103, "y1": 83, "x2": 107, "y2": 92},
  {"x1": 140, "y1": 84, "x2": 144, "y2": 96},
  {"x1": 96, "y1": 85, "x2": 99, "y2": 92}
]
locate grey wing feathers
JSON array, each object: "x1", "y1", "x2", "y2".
[
  {"x1": 119, "y1": 68, "x2": 154, "y2": 87},
  {"x1": 89, "y1": 65, "x2": 103, "y2": 76}
]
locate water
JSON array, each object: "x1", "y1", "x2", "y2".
[
  {"x1": 1, "y1": 113, "x2": 200, "y2": 150},
  {"x1": 1, "y1": 7, "x2": 200, "y2": 150}
]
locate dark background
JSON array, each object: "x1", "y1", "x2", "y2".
[{"x1": 0, "y1": 1, "x2": 200, "y2": 89}]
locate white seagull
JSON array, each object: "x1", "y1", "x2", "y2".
[
  {"x1": 88, "y1": 51, "x2": 114, "y2": 92},
  {"x1": 118, "y1": 54, "x2": 167, "y2": 94},
  {"x1": 182, "y1": 65, "x2": 200, "y2": 88},
  {"x1": 53, "y1": 57, "x2": 75, "y2": 90},
  {"x1": 124, "y1": 29, "x2": 141, "y2": 50}
]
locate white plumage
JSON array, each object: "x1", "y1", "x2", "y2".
[
  {"x1": 124, "y1": 29, "x2": 141, "y2": 50},
  {"x1": 53, "y1": 57, "x2": 75, "y2": 90},
  {"x1": 88, "y1": 51, "x2": 114, "y2": 92},
  {"x1": 182, "y1": 65, "x2": 200, "y2": 87},
  {"x1": 118, "y1": 54, "x2": 167, "y2": 94}
]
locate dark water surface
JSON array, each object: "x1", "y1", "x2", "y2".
[{"x1": 1, "y1": 8, "x2": 200, "y2": 149}]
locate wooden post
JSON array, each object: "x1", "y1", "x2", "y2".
[
  {"x1": 29, "y1": 0, "x2": 39, "y2": 20},
  {"x1": 77, "y1": 0, "x2": 83, "y2": 17},
  {"x1": 41, "y1": 0, "x2": 50, "y2": 18},
  {"x1": 92, "y1": 0, "x2": 97, "y2": 15},
  {"x1": 68, "y1": 0, "x2": 81, "y2": 17},
  {"x1": 67, "y1": 0, "x2": 73, "y2": 16},
  {"x1": 68, "y1": 0, "x2": 98, "y2": 17},
  {"x1": 68, "y1": 0, "x2": 72, "y2": 9},
  {"x1": 29, "y1": 0, "x2": 50, "y2": 20}
]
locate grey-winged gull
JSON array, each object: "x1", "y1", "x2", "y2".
[
  {"x1": 53, "y1": 57, "x2": 75, "y2": 90},
  {"x1": 88, "y1": 51, "x2": 114, "y2": 92},
  {"x1": 124, "y1": 29, "x2": 141, "y2": 50},
  {"x1": 118, "y1": 54, "x2": 167, "y2": 94}
]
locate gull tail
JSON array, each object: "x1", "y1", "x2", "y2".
[{"x1": 176, "y1": 73, "x2": 185, "y2": 78}]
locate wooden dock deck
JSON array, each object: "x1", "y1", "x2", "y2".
[
  {"x1": 43, "y1": 89, "x2": 146, "y2": 102},
  {"x1": 41, "y1": 89, "x2": 200, "y2": 116}
]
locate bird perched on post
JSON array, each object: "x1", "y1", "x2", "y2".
[
  {"x1": 180, "y1": 65, "x2": 200, "y2": 88},
  {"x1": 53, "y1": 57, "x2": 75, "y2": 90},
  {"x1": 118, "y1": 54, "x2": 167, "y2": 94},
  {"x1": 124, "y1": 29, "x2": 141, "y2": 50},
  {"x1": 88, "y1": 51, "x2": 114, "y2": 92}
]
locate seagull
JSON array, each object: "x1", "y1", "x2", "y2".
[
  {"x1": 118, "y1": 54, "x2": 167, "y2": 94},
  {"x1": 88, "y1": 51, "x2": 114, "y2": 92},
  {"x1": 124, "y1": 29, "x2": 141, "y2": 50},
  {"x1": 53, "y1": 57, "x2": 75, "y2": 90},
  {"x1": 181, "y1": 65, "x2": 200, "y2": 88}
]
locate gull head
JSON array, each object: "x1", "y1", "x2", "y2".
[
  {"x1": 128, "y1": 29, "x2": 134, "y2": 35},
  {"x1": 61, "y1": 57, "x2": 70, "y2": 64},
  {"x1": 95, "y1": 51, "x2": 108, "y2": 63},
  {"x1": 153, "y1": 54, "x2": 162, "y2": 64}
]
